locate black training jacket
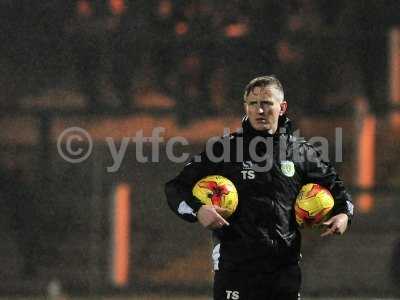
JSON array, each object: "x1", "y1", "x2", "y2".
[{"x1": 165, "y1": 116, "x2": 354, "y2": 272}]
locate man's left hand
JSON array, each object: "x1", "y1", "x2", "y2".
[{"x1": 320, "y1": 213, "x2": 349, "y2": 237}]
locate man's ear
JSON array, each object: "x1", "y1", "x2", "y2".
[
  {"x1": 243, "y1": 102, "x2": 248, "y2": 115},
  {"x1": 280, "y1": 101, "x2": 288, "y2": 115}
]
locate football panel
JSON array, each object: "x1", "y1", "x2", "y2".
[{"x1": 192, "y1": 175, "x2": 239, "y2": 217}]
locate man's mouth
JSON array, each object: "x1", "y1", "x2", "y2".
[{"x1": 256, "y1": 118, "x2": 266, "y2": 123}]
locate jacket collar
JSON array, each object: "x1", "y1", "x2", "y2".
[{"x1": 241, "y1": 115, "x2": 293, "y2": 140}]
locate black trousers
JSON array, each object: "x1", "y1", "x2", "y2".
[{"x1": 214, "y1": 264, "x2": 301, "y2": 300}]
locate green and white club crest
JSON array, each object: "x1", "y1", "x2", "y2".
[{"x1": 280, "y1": 160, "x2": 295, "y2": 177}]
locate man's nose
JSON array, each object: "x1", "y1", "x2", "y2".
[{"x1": 257, "y1": 106, "x2": 264, "y2": 113}]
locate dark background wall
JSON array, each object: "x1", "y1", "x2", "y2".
[{"x1": 0, "y1": 134, "x2": 399, "y2": 297}]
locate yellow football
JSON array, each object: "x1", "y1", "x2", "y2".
[
  {"x1": 192, "y1": 175, "x2": 238, "y2": 218},
  {"x1": 294, "y1": 183, "x2": 334, "y2": 228}
]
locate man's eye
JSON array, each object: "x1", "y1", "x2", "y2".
[{"x1": 261, "y1": 101, "x2": 272, "y2": 106}]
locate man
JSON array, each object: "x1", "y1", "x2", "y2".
[{"x1": 165, "y1": 75, "x2": 353, "y2": 299}]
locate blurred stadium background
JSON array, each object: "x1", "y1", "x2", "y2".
[{"x1": 1, "y1": 0, "x2": 400, "y2": 299}]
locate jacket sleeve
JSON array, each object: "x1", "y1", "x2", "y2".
[
  {"x1": 302, "y1": 143, "x2": 354, "y2": 219},
  {"x1": 165, "y1": 147, "x2": 221, "y2": 223}
]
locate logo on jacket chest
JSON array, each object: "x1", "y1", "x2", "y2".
[
  {"x1": 280, "y1": 160, "x2": 295, "y2": 177},
  {"x1": 241, "y1": 161, "x2": 255, "y2": 180}
]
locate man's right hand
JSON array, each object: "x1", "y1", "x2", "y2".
[{"x1": 197, "y1": 205, "x2": 230, "y2": 229}]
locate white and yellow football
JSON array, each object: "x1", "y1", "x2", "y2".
[
  {"x1": 192, "y1": 175, "x2": 238, "y2": 218},
  {"x1": 294, "y1": 183, "x2": 334, "y2": 228}
]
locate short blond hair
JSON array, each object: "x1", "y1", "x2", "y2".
[{"x1": 243, "y1": 75, "x2": 284, "y2": 102}]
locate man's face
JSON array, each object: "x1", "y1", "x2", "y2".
[{"x1": 244, "y1": 86, "x2": 287, "y2": 133}]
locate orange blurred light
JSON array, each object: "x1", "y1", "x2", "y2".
[
  {"x1": 158, "y1": 0, "x2": 172, "y2": 18},
  {"x1": 77, "y1": 0, "x2": 92, "y2": 17},
  {"x1": 109, "y1": 0, "x2": 126, "y2": 15},
  {"x1": 175, "y1": 22, "x2": 189, "y2": 36},
  {"x1": 225, "y1": 23, "x2": 249, "y2": 38},
  {"x1": 356, "y1": 192, "x2": 374, "y2": 213},
  {"x1": 112, "y1": 183, "x2": 131, "y2": 287},
  {"x1": 356, "y1": 115, "x2": 376, "y2": 189},
  {"x1": 390, "y1": 111, "x2": 400, "y2": 130}
]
